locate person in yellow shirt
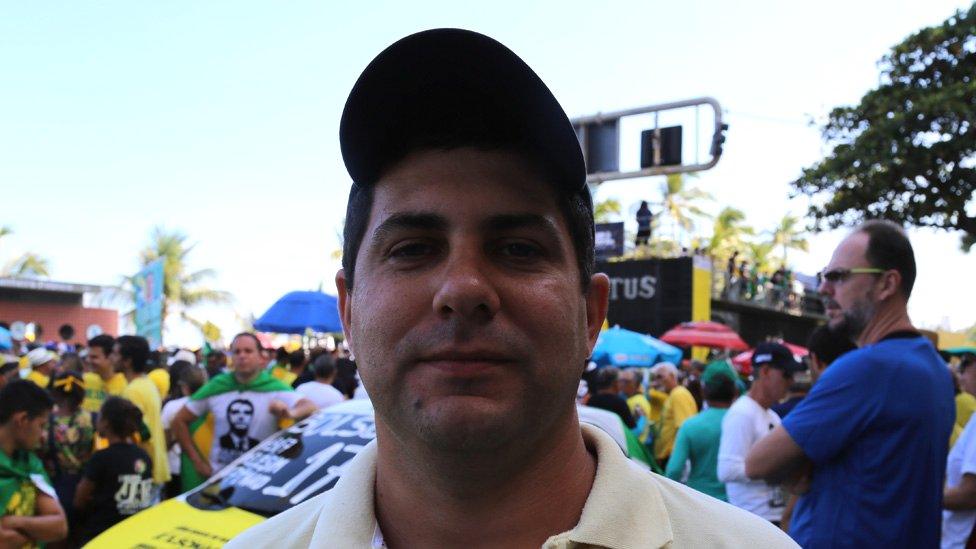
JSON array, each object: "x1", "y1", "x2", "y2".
[
  {"x1": 111, "y1": 336, "x2": 170, "y2": 488},
  {"x1": 618, "y1": 369, "x2": 653, "y2": 444},
  {"x1": 647, "y1": 387, "x2": 668, "y2": 423},
  {"x1": 147, "y1": 365, "x2": 170, "y2": 400},
  {"x1": 82, "y1": 335, "x2": 127, "y2": 414},
  {"x1": 650, "y1": 361, "x2": 699, "y2": 466},
  {"x1": 25, "y1": 349, "x2": 57, "y2": 389}
]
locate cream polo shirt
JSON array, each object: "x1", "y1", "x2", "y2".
[{"x1": 227, "y1": 424, "x2": 797, "y2": 549}]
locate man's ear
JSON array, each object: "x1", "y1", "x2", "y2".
[
  {"x1": 875, "y1": 269, "x2": 903, "y2": 301},
  {"x1": 336, "y1": 269, "x2": 355, "y2": 357},
  {"x1": 584, "y1": 273, "x2": 610, "y2": 354}
]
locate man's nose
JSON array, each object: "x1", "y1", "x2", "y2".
[{"x1": 432, "y1": 250, "x2": 500, "y2": 322}]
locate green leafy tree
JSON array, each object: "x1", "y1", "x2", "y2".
[
  {"x1": 792, "y1": 5, "x2": 976, "y2": 250},
  {"x1": 770, "y1": 214, "x2": 809, "y2": 264},
  {"x1": 129, "y1": 227, "x2": 232, "y2": 329}
]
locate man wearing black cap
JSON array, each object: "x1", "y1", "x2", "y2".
[
  {"x1": 229, "y1": 29, "x2": 794, "y2": 548},
  {"x1": 718, "y1": 342, "x2": 801, "y2": 525}
]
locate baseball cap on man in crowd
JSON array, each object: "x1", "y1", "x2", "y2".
[{"x1": 752, "y1": 342, "x2": 805, "y2": 376}]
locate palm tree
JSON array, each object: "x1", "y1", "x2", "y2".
[
  {"x1": 707, "y1": 207, "x2": 755, "y2": 259},
  {"x1": 744, "y1": 241, "x2": 776, "y2": 273},
  {"x1": 128, "y1": 226, "x2": 232, "y2": 330},
  {"x1": 3, "y1": 253, "x2": 51, "y2": 278},
  {"x1": 0, "y1": 226, "x2": 52, "y2": 279},
  {"x1": 660, "y1": 174, "x2": 712, "y2": 246},
  {"x1": 770, "y1": 215, "x2": 809, "y2": 264}
]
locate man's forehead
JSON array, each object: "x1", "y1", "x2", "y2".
[
  {"x1": 367, "y1": 149, "x2": 567, "y2": 229},
  {"x1": 829, "y1": 232, "x2": 869, "y2": 266}
]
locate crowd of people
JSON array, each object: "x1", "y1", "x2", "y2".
[
  {"x1": 0, "y1": 331, "x2": 358, "y2": 546},
  {"x1": 3, "y1": 27, "x2": 972, "y2": 548},
  {"x1": 720, "y1": 251, "x2": 808, "y2": 313}
]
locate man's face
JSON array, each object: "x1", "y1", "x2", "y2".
[
  {"x1": 760, "y1": 365, "x2": 792, "y2": 402},
  {"x1": 337, "y1": 148, "x2": 608, "y2": 452},
  {"x1": 228, "y1": 401, "x2": 254, "y2": 432},
  {"x1": 819, "y1": 233, "x2": 880, "y2": 340},
  {"x1": 231, "y1": 337, "x2": 264, "y2": 379},
  {"x1": 15, "y1": 411, "x2": 49, "y2": 450},
  {"x1": 652, "y1": 371, "x2": 675, "y2": 392},
  {"x1": 109, "y1": 343, "x2": 125, "y2": 372},
  {"x1": 960, "y1": 365, "x2": 976, "y2": 397},
  {"x1": 618, "y1": 374, "x2": 639, "y2": 397},
  {"x1": 88, "y1": 346, "x2": 113, "y2": 378}
]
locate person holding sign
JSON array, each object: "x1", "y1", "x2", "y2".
[
  {"x1": 0, "y1": 381, "x2": 68, "y2": 547},
  {"x1": 229, "y1": 29, "x2": 794, "y2": 548}
]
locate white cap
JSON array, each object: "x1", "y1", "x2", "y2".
[
  {"x1": 26, "y1": 348, "x2": 57, "y2": 368},
  {"x1": 168, "y1": 349, "x2": 197, "y2": 366}
]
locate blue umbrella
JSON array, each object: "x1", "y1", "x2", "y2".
[
  {"x1": 591, "y1": 326, "x2": 683, "y2": 368},
  {"x1": 0, "y1": 326, "x2": 10, "y2": 351},
  {"x1": 253, "y1": 291, "x2": 343, "y2": 334}
]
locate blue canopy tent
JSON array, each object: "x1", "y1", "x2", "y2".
[
  {"x1": 591, "y1": 326, "x2": 683, "y2": 368},
  {"x1": 253, "y1": 291, "x2": 343, "y2": 334}
]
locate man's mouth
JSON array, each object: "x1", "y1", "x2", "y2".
[{"x1": 416, "y1": 349, "x2": 515, "y2": 376}]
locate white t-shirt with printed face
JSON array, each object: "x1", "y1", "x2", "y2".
[
  {"x1": 185, "y1": 390, "x2": 301, "y2": 472},
  {"x1": 943, "y1": 415, "x2": 976, "y2": 548}
]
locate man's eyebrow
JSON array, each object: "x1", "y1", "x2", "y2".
[
  {"x1": 370, "y1": 212, "x2": 448, "y2": 243},
  {"x1": 480, "y1": 213, "x2": 562, "y2": 239}
]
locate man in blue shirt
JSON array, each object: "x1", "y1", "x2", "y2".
[{"x1": 745, "y1": 220, "x2": 954, "y2": 547}]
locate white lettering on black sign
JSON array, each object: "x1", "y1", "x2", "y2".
[{"x1": 608, "y1": 275, "x2": 657, "y2": 301}]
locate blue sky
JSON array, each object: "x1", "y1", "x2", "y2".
[{"x1": 2, "y1": 1, "x2": 974, "y2": 345}]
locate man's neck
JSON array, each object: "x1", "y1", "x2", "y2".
[
  {"x1": 374, "y1": 414, "x2": 596, "y2": 548},
  {"x1": 99, "y1": 369, "x2": 115, "y2": 382},
  {"x1": 857, "y1": 299, "x2": 915, "y2": 347},
  {"x1": 235, "y1": 370, "x2": 259, "y2": 385},
  {"x1": 0, "y1": 426, "x2": 15, "y2": 458}
]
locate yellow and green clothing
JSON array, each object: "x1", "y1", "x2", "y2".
[
  {"x1": 82, "y1": 372, "x2": 128, "y2": 413},
  {"x1": 269, "y1": 364, "x2": 297, "y2": 386},
  {"x1": 1, "y1": 448, "x2": 50, "y2": 549},
  {"x1": 626, "y1": 394, "x2": 653, "y2": 444},
  {"x1": 122, "y1": 376, "x2": 170, "y2": 484},
  {"x1": 654, "y1": 385, "x2": 699, "y2": 461}
]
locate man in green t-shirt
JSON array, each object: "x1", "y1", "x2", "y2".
[
  {"x1": 0, "y1": 380, "x2": 67, "y2": 547},
  {"x1": 665, "y1": 363, "x2": 737, "y2": 501}
]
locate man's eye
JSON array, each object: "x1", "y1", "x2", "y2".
[
  {"x1": 499, "y1": 242, "x2": 543, "y2": 259},
  {"x1": 389, "y1": 242, "x2": 436, "y2": 259}
]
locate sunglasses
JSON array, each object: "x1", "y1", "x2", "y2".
[{"x1": 816, "y1": 267, "x2": 885, "y2": 285}]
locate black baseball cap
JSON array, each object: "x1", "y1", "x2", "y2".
[
  {"x1": 752, "y1": 342, "x2": 805, "y2": 376},
  {"x1": 339, "y1": 28, "x2": 586, "y2": 193}
]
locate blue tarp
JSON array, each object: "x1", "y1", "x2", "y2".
[
  {"x1": 253, "y1": 291, "x2": 342, "y2": 334},
  {"x1": 591, "y1": 326, "x2": 683, "y2": 368}
]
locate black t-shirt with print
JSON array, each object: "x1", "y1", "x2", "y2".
[{"x1": 79, "y1": 443, "x2": 154, "y2": 542}]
